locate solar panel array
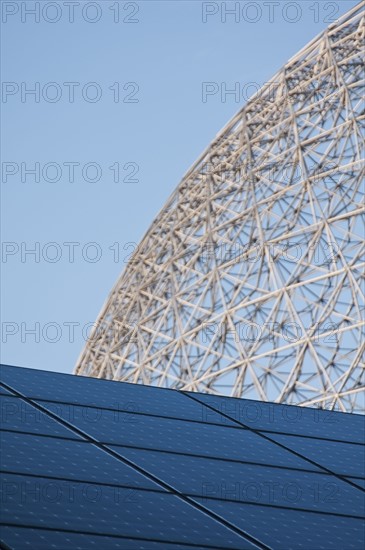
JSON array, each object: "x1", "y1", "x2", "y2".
[{"x1": 0, "y1": 364, "x2": 364, "y2": 549}]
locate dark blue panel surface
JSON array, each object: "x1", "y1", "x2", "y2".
[
  {"x1": 110, "y1": 446, "x2": 365, "y2": 516},
  {"x1": 1, "y1": 364, "x2": 364, "y2": 550},
  {"x1": 187, "y1": 392, "x2": 365, "y2": 444},
  {"x1": 0, "y1": 526, "x2": 239, "y2": 550},
  {"x1": 267, "y1": 433, "x2": 365, "y2": 477},
  {"x1": 192, "y1": 498, "x2": 365, "y2": 550},
  {"x1": 0, "y1": 473, "x2": 258, "y2": 549},
  {"x1": 0, "y1": 365, "x2": 228, "y2": 425},
  {"x1": 345, "y1": 477, "x2": 365, "y2": 489},
  {"x1": 37, "y1": 400, "x2": 322, "y2": 471},
  {"x1": 0, "y1": 396, "x2": 81, "y2": 440},
  {"x1": 0, "y1": 431, "x2": 160, "y2": 490},
  {"x1": 0, "y1": 385, "x2": 15, "y2": 396}
]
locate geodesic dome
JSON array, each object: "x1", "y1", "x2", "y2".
[{"x1": 76, "y1": 2, "x2": 365, "y2": 413}]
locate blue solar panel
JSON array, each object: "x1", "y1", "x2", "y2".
[
  {"x1": 187, "y1": 392, "x2": 365, "y2": 444},
  {"x1": 1, "y1": 431, "x2": 160, "y2": 489},
  {"x1": 1, "y1": 473, "x2": 258, "y2": 549},
  {"x1": 36, "y1": 400, "x2": 323, "y2": 471},
  {"x1": 267, "y1": 433, "x2": 365, "y2": 478},
  {"x1": 0, "y1": 395, "x2": 82, "y2": 440},
  {"x1": 346, "y1": 477, "x2": 365, "y2": 490},
  {"x1": 0, "y1": 526, "x2": 237, "y2": 550},
  {"x1": 110, "y1": 446, "x2": 364, "y2": 516},
  {"x1": 191, "y1": 499, "x2": 365, "y2": 550},
  {"x1": 0, "y1": 364, "x2": 227, "y2": 425},
  {"x1": 1, "y1": 364, "x2": 364, "y2": 550},
  {"x1": 0, "y1": 385, "x2": 15, "y2": 396}
]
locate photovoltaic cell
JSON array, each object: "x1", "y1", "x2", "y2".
[
  {"x1": 266, "y1": 433, "x2": 365, "y2": 478},
  {"x1": 109, "y1": 446, "x2": 364, "y2": 516},
  {"x1": 191, "y1": 499, "x2": 365, "y2": 550},
  {"x1": 0, "y1": 364, "x2": 229, "y2": 425},
  {"x1": 36, "y1": 400, "x2": 322, "y2": 471},
  {"x1": 0, "y1": 395, "x2": 82, "y2": 440},
  {"x1": 0, "y1": 385, "x2": 16, "y2": 396},
  {"x1": 345, "y1": 477, "x2": 365, "y2": 490},
  {"x1": 0, "y1": 431, "x2": 160, "y2": 490},
  {"x1": 0, "y1": 526, "x2": 239, "y2": 550},
  {"x1": 1, "y1": 363, "x2": 364, "y2": 550},
  {"x1": 187, "y1": 392, "x2": 365, "y2": 444},
  {"x1": 1, "y1": 473, "x2": 259, "y2": 549}
]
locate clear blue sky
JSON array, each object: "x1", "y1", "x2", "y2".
[{"x1": 1, "y1": 0, "x2": 359, "y2": 374}]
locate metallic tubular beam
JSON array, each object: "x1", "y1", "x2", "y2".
[{"x1": 75, "y1": 2, "x2": 365, "y2": 413}]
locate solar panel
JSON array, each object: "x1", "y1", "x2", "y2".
[
  {"x1": 1, "y1": 364, "x2": 364, "y2": 550},
  {"x1": 0, "y1": 431, "x2": 160, "y2": 489},
  {"x1": 0, "y1": 364, "x2": 228, "y2": 425},
  {"x1": 266, "y1": 433, "x2": 365, "y2": 478},
  {"x1": 110, "y1": 446, "x2": 364, "y2": 516},
  {"x1": 0, "y1": 526, "x2": 243, "y2": 550},
  {"x1": 0, "y1": 395, "x2": 82, "y2": 440},
  {"x1": 346, "y1": 478, "x2": 365, "y2": 490},
  {"x1": 0, "y1": 385, "x2": 16, "y2": 396},
  {"x1": 190, "y1": 499, "x2": 365, "y2": 550},
  {"x1": 187, "y1": 392, "x2": 365, "y2": 444},
  {"x1": 1, "y1": 472, "x2": 259, "y2": 549},
  {"x1": 35, "y1": 400, "x2": 323, "y2": 471}
]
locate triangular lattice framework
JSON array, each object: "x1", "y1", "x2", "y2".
[{"x1": 76, "y1": 2, "x2": 365, "y2": 413}]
